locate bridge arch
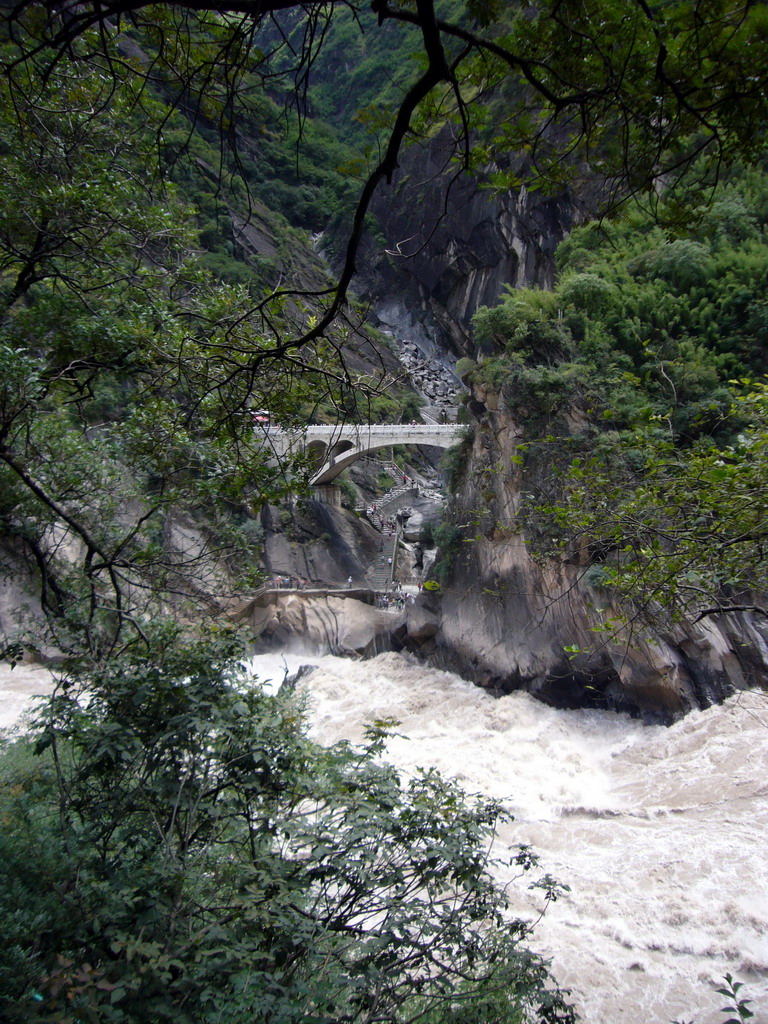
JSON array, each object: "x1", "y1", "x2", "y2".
[
  {"x1": 329, "y1": 438, "x2": 356, "y2": 459},
  {"x1": 307, "y1": 424, "x2": 465, "y2": 485},
  {"x1": 305, "y1": 439, "x2": 328, "y2": 471}
]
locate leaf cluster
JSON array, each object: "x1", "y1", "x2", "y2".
[{"x1": 0, "y1": 628, "x2": 575, "y2": 1024}]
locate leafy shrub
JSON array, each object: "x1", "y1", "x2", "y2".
[
  {"x1": 419, "y1": 520, "x2": 435, "y2": 545},
  {"x1": 455, "y1": 356, "x2": 478, "y2": 382},
  {"x1": 582, "y1": 563, "x2": 613, "y2": 588},
  {"x1": 647, "y1": 239, "x2": 712, "y2": 292},
  {"x1": 441, "y1": 431, "x2": 472, "y2": 492},
  {"x1": 559, "y1": 272, "x2": 618, "y2": 313},
  {"x1": 432, "y1": 521, "x2": 464, "y2": 580},
  {"x1": 337, "y1": 474, "x2": 359, "y2": 508},
  {"x1": 0, "y1": 630, "x2": 574, "y2": 1024}
]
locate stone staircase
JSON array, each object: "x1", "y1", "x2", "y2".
[
  {"x1": 377, "y1": 483, "x2": 418, "y2": 516},
  {"x1": 366, "y1": 527, "x2": 401, "y2": 590},
  {"x1": 356, "y1": 465, "x2": 428, "y2": 590}
]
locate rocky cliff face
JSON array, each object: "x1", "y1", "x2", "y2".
[
  {"x1": 260, "y1": 499, "x2": 381, "y2": 588},
  {"x1": 345, "y1": 142, "x2": 768, "y2": 719},
  {"x1": 358, "y1": 133, "x2": 588, "y2": 357},
  {"x1": 404, "y1": 399, "x2": 768, "y2": 721}
]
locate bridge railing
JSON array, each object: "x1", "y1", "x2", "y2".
[{"x1": 263, "y1": 423, "x2": 464, "y2": 441}]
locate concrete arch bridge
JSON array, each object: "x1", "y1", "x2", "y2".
[{"x1": 264, "y1": 422, "x2": 465, "y2": 496}]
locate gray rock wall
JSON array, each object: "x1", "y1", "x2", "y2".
[
  {"x1": 359, "y1": 132, "x2": 588, "y2": 356},
  {"x1": 404, "y1": 402, "x2": 768, "y2": 721},
  {"x1": 260, "y1": 499, "x2": 381, "y2": 587}
]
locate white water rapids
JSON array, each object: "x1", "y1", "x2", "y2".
[
  {"x1": 252, "y1": 649, "x2": 768, "y2": 1024},
  {"x1": 3, "y1": 651, "x2": 767, "y2": 1022}
]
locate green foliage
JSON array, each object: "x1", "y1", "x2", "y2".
[
  {"x1": 0, "y1": 629, "x2": 575, "y2": 1024},
  {"x1": 717, "y1": 974, "x2": 754, "y2": 1024},
  {"x1": 455, "y1": 356, "x2": 478, "y2": 381},
  {"x1": 432, "y1": 521, "x2": 465, "y2": 581},
  {"x1": 674, "y1": 975, "x2": 755, "y2": 1024},
  {"x1": 521, "y1": 382, "x2": 768, "y2": 629},
  {"x1": 581, "y1": 563, "x2": 613, "y2": 589},
  {"x1": 0, "y1": 30, "x2": 346, "y2": 656},
  {"x1": 283, "y1": 4, "x2": 422, "y2": 149},
  {"x1": 472, "y1": 158, "x2": 768, "y2": 437},
  {"x1": 337, "y1": 474, "x2": 360, "y2": 509},
  {"x1": 441, "y1": 431, "x2": 473, "y2": 492},
  {"x1": 471, "y1": 0, "x2": 768, "y2": 200},
  {"x1": 360, "y1": 385, "x2": 425, "y2": 424},
  {"x1": 645, "y1": 239, "x2": 713, "y2": 292},
  {"x1": 558, "y1": 273, "x2": 617, "y2": 312},
  {"x1": 419, "y1": 520, "x2": 435, "y2": 545},
  {"x1": 466, "y1": 162, "x2": 768, "y2": 629}
]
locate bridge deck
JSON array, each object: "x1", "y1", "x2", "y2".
[{"x1": 257, "y1": 422, "x2": 466, "y2": 485}]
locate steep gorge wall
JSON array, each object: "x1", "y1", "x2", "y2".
[
  {"x1": 348, "y1": 140, "x2": 768, "y2": 718},
  {"x1": 404, "y1": 400, "x2": 768, "y2": 720},
  {"x1": 358, "y1": 133, "x2": 592, "y2": 356}
]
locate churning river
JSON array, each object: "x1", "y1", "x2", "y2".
[
  {"x1": 3, "y1": 651, "x2": 767, "y2": 1022},
  {"x1": 252, "y1": 649, "x2": 768, "y2": 1024}
]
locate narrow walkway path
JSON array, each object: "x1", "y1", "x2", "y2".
[{"x1": 366, "y1": 525, "x2": 401, "y2": 590}]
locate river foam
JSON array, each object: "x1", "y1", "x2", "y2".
[{"x1": 249, "y1": 649, "x2": 768, "y2": 1024}]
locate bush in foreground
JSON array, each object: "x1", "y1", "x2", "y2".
[{"x1": 0, "y1": 629, "x2": 574, "y2": 1024}]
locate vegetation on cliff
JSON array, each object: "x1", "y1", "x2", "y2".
[
  {"x1": 7, "y1": 0, "x2": 768, "y2": 360},
  {"x1": 464, "y1": 161, "x2": 768, "y2": 632},
  {"x1": 4, "y1": 1, "x2": 768, "y2": 654},
  {"x1": 0, "y1": 33, "x2": 342, "y2": 658}
]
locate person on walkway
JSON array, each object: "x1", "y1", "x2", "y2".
[{"x1": 347, "y1": 575, "x2": 353, "y2": 588}]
